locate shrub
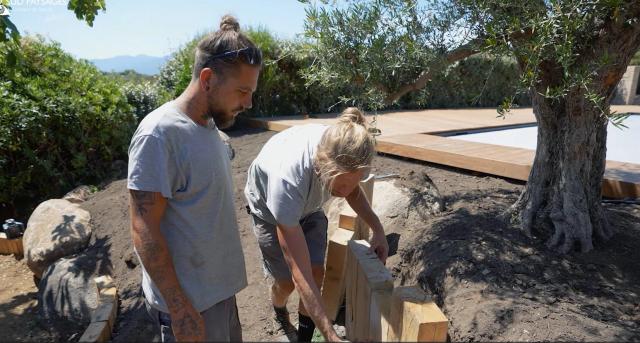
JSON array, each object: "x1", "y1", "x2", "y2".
[
  {"x1": 0, "y1": 36, "x2": 136, "y2": 220},
  {"x1": 121, "y1": 81, "x2": 169, "y2": 122}
]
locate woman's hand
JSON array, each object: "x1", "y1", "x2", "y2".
[{"x1": 369, "y1": 230, "x2": 389, "y2": 264}]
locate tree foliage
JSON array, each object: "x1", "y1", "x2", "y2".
[
  {"x1": 303, "y1": 0, "x2": 482, "y2": 109},
  {"x1": 0, "y1": 36, "x2": 136, "y2": 219},
  {"x1": 303, "y1": 0, "x2": 640, "y2": 118}
]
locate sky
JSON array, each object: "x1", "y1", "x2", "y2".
[{"x1": 7, "y1": 0, "x2": 309, "y2": 59}]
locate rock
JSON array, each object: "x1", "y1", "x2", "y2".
[
  {"x1": 325, "y1": 180, "x2": 409, "y2": 235},
  {"x1": 23, "y1": 199, "x2": 92, "y2": 278},
  {"x1": 62, "y1": 185, "x2": 94, "y2": 204},
  {"x1": 38, "y1": 255, "x2": 99, "y2": 337}
]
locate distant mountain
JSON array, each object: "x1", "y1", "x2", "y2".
[{"x1": 90, "y1": 55, "x2": 169, "y2": 75}]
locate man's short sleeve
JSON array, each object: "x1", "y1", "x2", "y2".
[
  {"x1": 266, "y1": 177, "x2": 304, "y2": 227},
  {"x1": 127, "y1": 134, "x2": 175, "y2": 199}
]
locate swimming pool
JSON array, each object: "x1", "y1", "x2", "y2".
[{"x1": 452, "y1": 115, "x2": 640, "y2": 164}]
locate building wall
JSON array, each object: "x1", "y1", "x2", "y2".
[{"x1": 613, "y1": 66, "x2": 640, "y2": 105}]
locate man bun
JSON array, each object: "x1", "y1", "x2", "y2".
[{"x1": 220, "y1": 15, "x2": 240, "y2": 32}]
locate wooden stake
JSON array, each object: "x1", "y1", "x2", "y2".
[{"x1": 321, "y1": 228, "x2": 354, "y2": 321}]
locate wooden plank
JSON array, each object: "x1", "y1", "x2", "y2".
[
  {"x1": 240, "y1": 107, "x2": 539, "y2": 138},
  {"x1": 97, "y1": 287, "x2": 118, "y2": 332},
  {"x1": 355, "y1": 258, "x2": 370, "y2": 340},
  {"x1": 94, "y1": 275, "x2": 115, "y2": 290},
  {"x1": 364, "y1": 258, "x2": 393, "y2": 342},
  {"x1": 80, "y1": 278, "x2": 118, "y2": 343},
  {"x1": 377, "y1": 135, "x2": 533, "y2": 181},
  {"x1": 91, "y1": 301, "x2": 116, "y2": 332},
  {"x1": 99, "y1": 287, "x2": 117, "y2": 302},
  {"x1": 346, "y1": 240, "x2": 393, "y2": 342},
  {"x1": 377, "y1": 133, "x2": 640, "y2": 199},
  {"x1": 353, "y1": 175, "x2": 375, "y2": 241},
  {"x1": 0, "y1": 235, "x2": 23, "y2": 256},
  {"x1": 335, "y1": 173, "x2": 375, "y2": 234},
  {"x1": 416, "y1": 303, "x2": 449, "y2": 342},
  {"x1": 321, "y1": 228, "x2": 355, "y2": 321},
  {"x1": 79, "y1": 321, "x2": 110, "y2": 343},
  {"x1": 338, "y1": 210, "x2": 356, "y2": 231},
  {"x1": 344, "y1": 239, "x2": 358, "y2": 340},
  {"x1": 372, "y1": 290, "x2": 393, "y2": 342},
  {"x1": 389, "y1": 286, "x2": 448, "y2": 342}
]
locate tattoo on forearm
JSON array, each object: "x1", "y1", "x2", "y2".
[
  {"x1": 131, "y1": 190, "x2": 155, "y2": 216},
  {"x1": 176, "y1": 311, "x2": 200, "y2": 334}
]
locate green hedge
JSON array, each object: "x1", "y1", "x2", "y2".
[
  {"x1": 157, "y1": 27, "x2": 346, "y2": 117},
  {"x1": 0, "y1": 36, "x2": 136, "y2": 219}
]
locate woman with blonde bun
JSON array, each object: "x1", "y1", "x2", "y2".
[{"x1": 245, "y1": 107, "x2": 388, "y2": 342}]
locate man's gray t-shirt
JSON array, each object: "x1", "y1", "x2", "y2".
[
  {"x1": 127, "y1": 101, "x2": 247, "y2": 313},
  {"x1": 244, "y1": 124, "x2": 331, "y2": 227}
]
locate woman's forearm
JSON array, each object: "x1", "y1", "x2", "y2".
[{"x1": 275, "y1": 224, "x2": 339, "y2": 341}]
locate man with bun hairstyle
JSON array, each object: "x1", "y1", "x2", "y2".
[
  {"x1": 245, "y1": 107, "x2": 389, "y2": 342},
  {"x1": 127, "y1": 15, "x2": 261, "y2": 342}
]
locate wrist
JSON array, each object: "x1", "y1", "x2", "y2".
[{"x1": 320, "y1": 321, "x2": 337, "y2": 341}]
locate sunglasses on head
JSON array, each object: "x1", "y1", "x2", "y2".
[{"x1": 209, "y1": 47, "x2": 262, "y2": 65}]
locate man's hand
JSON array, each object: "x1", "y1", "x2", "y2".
[
  {"x1": 169, "y1": 302, "x2": 205, "y2": 342},
  {"x1": 369, "y1": 230, "x2": 389, "y2": 264}
]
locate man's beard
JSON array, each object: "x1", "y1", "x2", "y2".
[{"x1": 205, "y1": 101, "x2": 243, "y2": 129}]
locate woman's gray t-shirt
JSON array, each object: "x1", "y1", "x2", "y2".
[{"x1": 244, "y1": 124, "x2": 331, "y2": 227}]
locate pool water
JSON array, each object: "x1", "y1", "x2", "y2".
[{"x1": 452, "y1": 115, "x2": 640, "y2": 164}]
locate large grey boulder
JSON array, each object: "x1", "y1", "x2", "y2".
[
  {"x1": 38, "y1": 255, "x2": 99, "y2": 337},
  {"x1": 23, "y1": 199, "x2": 92, "y2": 278},
  {"x1": 325, "y1": 176, "x2": 444, "y2": 237}
]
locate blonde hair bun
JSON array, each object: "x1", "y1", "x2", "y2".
[
  {"x1": 338, "y1": 107, "x2": 367, "y2": 127},
  {"x1": 220, "y1": 15, "x2": 240, "y2": 32},
  {"x1": 314, "y1": 107, "x2": 376, "y2": 192}
]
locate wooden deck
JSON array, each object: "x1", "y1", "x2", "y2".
[
  {"x1": 238, "y1": 106, "x2": 640, "y2": 199},
  {"x1": 240, "y1": 107, "x2": 539, "y2": 137}
]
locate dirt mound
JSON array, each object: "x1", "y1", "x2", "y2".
[{"x1": 392, "y1": 185, "x2": 640, "y2": 341}]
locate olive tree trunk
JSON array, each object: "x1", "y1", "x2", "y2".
[{"x1": 510, "y1": 20, "x2": 640, "y2": 253}]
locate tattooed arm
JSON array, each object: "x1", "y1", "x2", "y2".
[{"x1": 129, "y1": 190, "x2": 205, "y2": 342}]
